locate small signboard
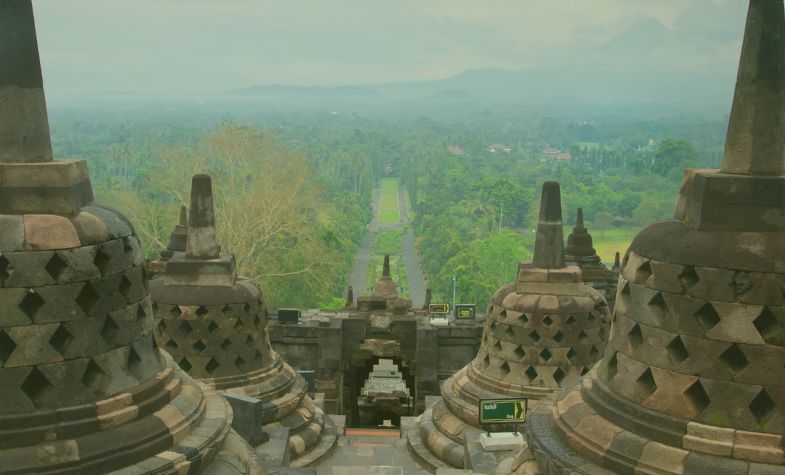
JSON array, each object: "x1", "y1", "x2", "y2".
[
  {"x1": 428, "y1": 303, "x2": 450, "y2": 315},
  {"x1": 455, "y1": 303, "x2": 476, "y2": 320},
  {"x1": 278, "y1": 308, "x2": 301, "y2": 324},
  {"x1": 478, "y1": 397, "x2": 528, "y2": 425}
]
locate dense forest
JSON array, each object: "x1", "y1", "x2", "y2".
[{"x1": 49, "y1": 106, "x2": 727, "y2": 311}]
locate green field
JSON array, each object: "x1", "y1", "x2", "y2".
[
  {"x1": 583, "y1": 226, "x2": 639, "y2": 263},
  {"x1": 373, "y1": 228, "x2": 406, "y2": 255},
  {"x1": 378, "y1": 177, "x2": 400, "y2": 223}
]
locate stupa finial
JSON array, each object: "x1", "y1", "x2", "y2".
[
  {"x1": 186, "y1": 174, "x2": 221, "y2": 259},
  {"x1": 532, "y1": 181, "x2": 565, "y2": 269},
  {"x1": 721, "y1": 0, "x2": 785, "y2": 175},
  {"x1": 0, "y1": 0, "x2": 53, "y2": 163}
]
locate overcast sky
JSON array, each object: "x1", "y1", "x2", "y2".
[{"x1": 33, "y1": 0, "x2": 747, "y2": 98}]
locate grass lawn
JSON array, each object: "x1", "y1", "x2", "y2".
[
  {"x1": 377, "y1": 177, "x2": 400, "y2": 223},
  {"x1": 584, "y1": 226, "x2": 640, "y2": 263},
  {"x1": 378, "y1": 208, "x2": 400, "y2": 223},
  {"x1": 373, "y1": 228, "x2": 406, "y2": 255}
]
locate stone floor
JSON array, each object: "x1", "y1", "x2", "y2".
[{"x1": 316, "y1": 429, "x2": 431, "y2": 475}]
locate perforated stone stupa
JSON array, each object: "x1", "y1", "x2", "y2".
[
  {"x1": 564, "y1": 207, "x2": 619, "y2": 311},
  {"x1": 407, "y1": 182, "x2": 610, "y2": 471},
  {"x1": 0, "y1": 2, "x2": 260, "y2": 473},
  {"x1": 520, "y1": 1, "x2": 785, "y2": 473},
  {"x1": 149, "y1": 174, "x2": 332, "y2": 466}
]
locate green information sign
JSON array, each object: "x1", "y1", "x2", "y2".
[
  {"x1": 429, "y1": 303, "x2": 450, "y2": 315},
  {"x1": 478, "y1": 397, "x2": 528, "y2": 424},
  {"x1": 455, "y1": 304, "x2": 476, "y2": 319}
]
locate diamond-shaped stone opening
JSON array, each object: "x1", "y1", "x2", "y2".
[
  {"x1": 45, "y1": 253, "x2": 67, "y2": 282},
  {"x1": 245, "y1": 334, "x2": 254, "y2": 346},
  {"x1": 666, "y1": 335, "x2": 689, "y2": 365},
  {"x1": 566, "y1": 315, "x2": 576, "y2": 326},
  {"x1": 542, "y1": 315, "x2": 553, "y2": 327},
  {"x1": 178, "y1": 320, "x2": 193, "y2": 335},
  {"x1": 220, "y1": 338, "x2": 231, "y2": 351},
  {"x1": 730, "y1": 271, "x2": 752, "y2": 297},
  {"x1": 192, "y1": 339, "x2": 207, "y2": 353},
  {"x1": 636, "y1": 368, "x2": 657, "y2": 398},
  {"x1": 118, "y1": 275, "x2": 133, "y2": 303},
  {"x1": 483, "y1": 354, "x2": 490, "y2": 368},
  {"x1": 589, "y1": 345, "x2": 600, "y2": 361},
  {"x1": 513, "y1": 345, "x2": 525, "y2": 360},
  {"x1": 165, "y1": 339, "x2": 178, "y2": 350},
  {"x1": 628, "y1": 324, "x2": 643, "y2": 348},
  {"x1": 606, "y1": 352, "x2": 619, "y2": 380},
  {"x1": 81, "y1": 358, "x2": 105, "y2": 394},
  {"x1": 222, "y1": 304, "x2": 233, "y2": 316},
  {"x1": 0, "y1": 330, "x2": 17, "y2": 365},
  {"x1": 587, "y1": 313, "x2": 597, "y2": 325},
  {"x1": 254, "y1": 349, "x2": 263, "y2": 361},
  {"x1": 208, "y1": 321, "x2": 219, "y2": 334},
  {"x1": 170, "y1": 305, "x2": 182, "y2": 318},
  {"x1": 49, "y1": 324, "x2": 74, "y2": 356},
  {"x1": 101, "y1": 315, "x2": 119, "y2": 344},
  {"x1": 648, "y1": 292, "x2": 668, "y2": 317},
  {"x1": 127, "y1": 347, "x2": 142, "y2": 373},
  {"x1": 525, "y1": 366, "x2": 538, "y2": 382},
  {"x1": 253, "y1": 314, "x2": 261, "y2": 327},
  {"x1": 578, "y1": 329, "x2": 588, "y2": 343},
  {"x1": 0, "y1": 255, "x2": 10, "y2": 286},
  {"x1": 678, "y1": 265, "x2": 699, "y2": 290},
  {"x1": 530, "y1": 330, "x2": 541, "y2": 343},
  {"x1": 581, "y1": 366, "x2": 590, "y2": 376},
  {"x1": 620, "y1": 281, "x2": 631, "y2": 296},
  {"x1": 720, "y1": 344, "x2": 749, "y2": 374},
  {"x1": 684, "y1": 380, "x2": 711, "y2": 415},
  {"x1": 196, "y1": 306, "x2": 209, "y2": 318},
  {"x1": 93, "y1": 248, "x2": 111, "y2": 276},
  {"x1": 205, "y1": 358, "x2": 220, "y2": 374},
  {"x1": 499, "y1": 361, "x2": 511, "y2": 377},
  {"x1": 122, "y1": 237, "x2": 134, "y2": 254},
  {"x1": 75, "y1": 283, "x2": 99, "y2": 316},
  {"x1": 234, "y1": 319, "x2": 244, "y2": 331},
  {"x1": 553, "y1": 367, "x2": 566, "y2": 385},
  {"x1": 136, "y1": 304, "x2": 147, "y2": 321},
  {"x1": 566, "y1": 348, "x2": 578, "y2": 363},
  {"x1": 553, "y1": 331, "x2": 564, "y2": 343},
  {"x1": 243, "y1": 303, "x2": 252, "y2": 313},
  {"x1": 635, "y1": 261, "x2": 652, "y2": 283},
  {"x1": 235, "y1": 356, "x2": 247, "y2": 370},
  {"x1": 539, "y1": 348, "x2": 553, "y2": 362},
  {"x1": 21, "y1": 367, "x2": 53, "y2": 408},
  {"x1": 749, "y1": 388, "x2": 776, "y2": 425},
  {"x1": 505, "y1": 325, "x2": 515, "y2": 337},
  {"x1": 178, "y1": 357, "x2": 192, "y2": 372},
  {"x1": 494, "y1": 340, "x2": 503, "y2": 352},
  {"x1": 19, "y1": 290, "x2": 45, "y2": 320},
  {"x1": 753, "y1": 307, "x2": 785, "y2": 346},
  {"x1": 695, "y1": 303, "x2": 720, "y2": 331},
  {"x1": 518, "y1": 314, "x2": 529, "y2": 325},
  {"x1": 598, "y1": 326, "x2": 607, "y2": 340}
]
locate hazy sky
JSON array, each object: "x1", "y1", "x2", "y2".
[{"x1": 33, "y1": 0, "x2": 747, "y2": 98}]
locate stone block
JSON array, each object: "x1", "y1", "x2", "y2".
[
  {"x1": 683, "y1": 422, "x2": 735, "y2": 456},
  {"x1": 223, "y1": 391, "x2": 268, "y2": 446},
  {"x1": 0, "y1": 215, "x2": 24, "y2": 251},
  {"x1": 23, "y1": 214, "x2": 80, "y2": 251},
  {"x1": 478, "y1": 432, "x2": 524, "y2": 452}
]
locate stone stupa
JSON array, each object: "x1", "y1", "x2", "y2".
[
  {"x1": 519, "y1": 1, "x2": 785, "y2": 473},
  {"x1": 564, "y1": 207, "x2": 619, "y2": 311},
  {"x1": 407, "y1": 182, "x2": 610, "y2": 471},
  {"x1": 150, "y1": 175, "x2": 332, "y2": 466},
  {"x1": 0, "y1": 2, "x2": 260, "y2": 473}
]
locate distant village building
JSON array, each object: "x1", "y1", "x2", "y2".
[
  {"x1": 446, "y1": 145, "x2": 465, "y2": 156},
  {"x1": 542, "y1": 146, "x2": 562, "y2": 160},
  {"x1": 487, "y1": 143, "x2": 512, "y2": 153}
]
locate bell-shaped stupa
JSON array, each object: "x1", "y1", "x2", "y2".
[
  {"x1": 564, "y1": 207, "x2": 619, "y2": 311},
  {"x1": 0, "y1": 3, "x2": 260, "y2": 473},
  {"x1": 407, "y1": 182, "x2": 610, "y2": 471},
  {"x1": 150, "y1": 175, "x2": 330, "y2": 465},
  {"x1": 521, "y1": 1, "x2": 785, "y2": 473}
]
